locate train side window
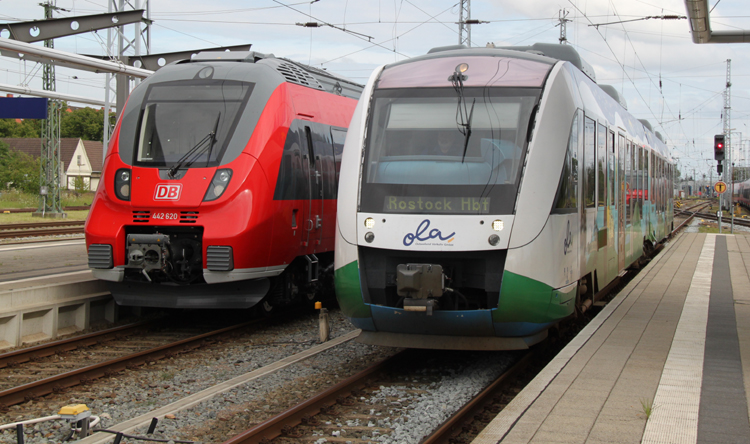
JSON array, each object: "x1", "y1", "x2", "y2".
[
  {"x1": 648, "y1": 151, "x2": 653, "y2": 204},
  {"x1": 609, "y1": 131, "x2": 615, "y2": 207},
  {"x1": 641, "y1": 147, "x2": 646, "y2": 207},
  {"x1": 625, "y1": 141, "x2": 632, "y2": 224},
  {"x1": 553, "y1": 111, "x2": 580, "y2": 213},
  {"x1": 584, "y1": 117, "x2": 596, "y2": 208},
  {"x1": 273, "y1": 120, "x2": 308, "y2": 201},
  {"x1": 597, "y1": 123, "x2": 607, "y2": 207},
  {"x1": 307, "y1": 124, "x2": 338, "y2": 200},
  {"x1": 331, "y1": 127, "x2": 348, "y2": 191}
]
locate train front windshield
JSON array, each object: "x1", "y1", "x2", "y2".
[
  {"x1": 360, "y1": 87, "x2": 539, "y2": 215},
  {"x1": 133, "y1": 80, "x2": 254, "y2": 167}
]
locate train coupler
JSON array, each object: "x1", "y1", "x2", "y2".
[
  {"x1": 403, "y1": 298, "x2": 439, "y2": 315},
  {"x1": 397, "y1": 263, "x2": 444, "y2": 315}
]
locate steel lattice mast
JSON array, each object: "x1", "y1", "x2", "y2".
[
  {"x1": 38, "y1": 1, "x2": 64, "y2": 217},
  {"x1": 458, "y1": 0, "x2": 471, "y2": 46},
  {"x1": 103, "y1": 0, "x2": 151, "y2": 161}
]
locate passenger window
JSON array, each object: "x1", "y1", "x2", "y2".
[
  {"x1": 584, "y1": 117, "x2": 596, "y2": 208},
  {"x1": 553, "y1": 111, "x2": 580, "y2": 213},
  {"x1": 331, "y1": 127, "x2": 347, "y2": 190},
  {"x1": 597, "y1": 123, "x2": 607, "y2": 207}
]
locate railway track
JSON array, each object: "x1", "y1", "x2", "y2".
[
  {"x1": 0, "y1": 220, "x2": 85, "y2": 239},
  {"x1": 221, "y1": 350, "x2": 534, "y2": 444},
  {"x1": 0, "y1": 206, "x2": 90, "y2": 214},
  {"x1": 0, "y1": 317, "x2": 265, "y2": 411}
]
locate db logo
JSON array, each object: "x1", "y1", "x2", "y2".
[{"x1": 154, "y1": 184, "x2": 182, "y2": 200}]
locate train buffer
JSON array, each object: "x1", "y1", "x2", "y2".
[{"x1": 473, "y1": 232, "x2": 750, "y2": 444}]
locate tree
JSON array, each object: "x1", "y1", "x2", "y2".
[
  {"x1": 0, "y1": 118, "x2": 42, "y2": 138},
  {"x1": 0, "y1": 140, "x2": 40, "y2": 194},
  {"x1": 61, "y1": 107, "x2": 107, "y2": 141},
  {"x1": 1, "y1": 106, "x2": 112, "y2": 141}
]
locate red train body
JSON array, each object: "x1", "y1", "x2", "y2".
[{"x1": 85, "y1": 51, "x2": 362, "y2": 309}]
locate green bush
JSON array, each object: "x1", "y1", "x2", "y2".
[{"x1": 0, "y1": 140, "x2": 40, "y2": 194}]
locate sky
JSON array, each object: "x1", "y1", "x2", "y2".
[{"x1": 0, "y1": 0, "x2": 748, "y2": 182}]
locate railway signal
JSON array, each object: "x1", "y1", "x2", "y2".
[
  {"x1": 714, "y1": 134, "x2": 725, "y2": 161},
  {"x1": 717, "y1": 162, "x2": 723, "y2": 175}
]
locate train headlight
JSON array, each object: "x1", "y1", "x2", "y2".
[
  {"x1": 114, "y1": 168, "x2": 131, "y2": 201},
  {"x1": 488, "y1": 234, "x2": 500, "y2": 246},
  {"x1": 364, "y1": 217, "x2": 375, "y2": 229},
  {"x1": 364, "y1": 232, "x2": 375, "y2": 243},
  {"x1": 203, "y1": 168, "x2": 233, "y2": 202},
  {"x1": 492, "y1": 219, "x2": 504, "y2": 231}
]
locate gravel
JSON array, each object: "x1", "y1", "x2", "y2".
[
  {"x1": 0, "y1": 309, "x2": 393, "y2": 443},
  {"x1": 0, "y1": 308, "x2": 518, "y2": 444}
]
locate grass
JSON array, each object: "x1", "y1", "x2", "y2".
[
  {"x1": 699, "y1": 225, "x2": 722, "y2": 234},
  {"x1": 0, "y1": 190, "x2": 92, "y2": 224},
  {"x1": 639, "y1": 397, "x2": 656, "y2": 420},
  {"x1": 0, "y1": 210, "x2": 89, "y2": 223},
  {"x1": 0, "y1": 190, "x2": 95, "y2": 209}
]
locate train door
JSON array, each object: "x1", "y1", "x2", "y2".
[
  {"x1": 301, "y1": 125, "x2": 323, "y2": 250},
  {"x1": 312, "y1": 125, "x2": 338, "y2": 248},
  {"x1": 597, "y1": 123, "x2": 608, "y2": 284},
  {"x1": 608, "y1": 130, "x2": 616, "y2": 280},
  {"x1": 618, "y1": 134, "x2": 626, "y2": 270},
  {"x1": 582, "y1": 117, "x2": 597, "y2": 275}
]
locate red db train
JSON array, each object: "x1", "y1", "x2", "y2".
[{"x1": 85, "y1": 51, "x2": 363, "y2": 309}]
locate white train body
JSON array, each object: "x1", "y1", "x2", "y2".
[{"x1": 335, "y1": 44, "x2": 674, "y2": 350}]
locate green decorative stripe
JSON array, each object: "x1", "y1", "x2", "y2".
[
  {"x1": 334, "y1": 260, "x2": 372, "y2": 319},
  {"x1": 493, "y1": 271, "x2": 575, "y2": 324}
]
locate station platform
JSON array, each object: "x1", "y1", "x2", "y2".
[{"x1": 473, "y1": 232, "x2": 750, "y2": 444}]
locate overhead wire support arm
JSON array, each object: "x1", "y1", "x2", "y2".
[
  {"x1": 294, "y1": 21, "x2": 373, "y2": 41},
  {"x1": 588, "y1": 15, "x2": 686, "y2": 29}
]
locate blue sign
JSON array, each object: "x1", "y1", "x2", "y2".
[{"x1": 0, "y1": 97, "x2": 48, "y2": 119}]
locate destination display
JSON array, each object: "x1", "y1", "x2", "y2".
[{"x1": 384, "y1": 196, "x2": 491, "y2": 214}]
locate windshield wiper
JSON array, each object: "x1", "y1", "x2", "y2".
[
  {"x1": 450, "y1": 64, "x2": 475, "y2": 162},
  {"x1": 461, "y1": 100, "x2": 475, "y2": 162},
  {"x1": 167, "y1": 113, "x2": 221, "y2": 178}
]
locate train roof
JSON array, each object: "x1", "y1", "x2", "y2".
[
  {"x1": 389, "y1": 43, "x2": 668, "y2": 157},
  {"x1": 173, "y1": 50, "x2": 363, "y2": 100}
]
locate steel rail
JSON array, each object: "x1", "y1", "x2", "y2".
[
  {"x1": 693, "y1": 211, "x2": 750, "y2": 228},
  {"x1": 221, "y1": 352, "x2": 405, "y2": 444},
  {"x1": 0, "y1": 220, "x2": 85, "y2": 230},
  {"x1": 0, "y1": 227, "x2": 84, "y2": 239},
  {"x1": 0, "y1": 320, "x2": 156, "y2": 370},
  {"x1": 0, "y1": 206, "x2": 91, "y2": 213},
  {"x1": 421, "y1": 352, "x2": 534, "y2": 444},
  {"x1": 0, "y1": 320, "x2": 261, "y2": 410}
]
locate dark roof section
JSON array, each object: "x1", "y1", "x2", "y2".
[
  {"x1": 176, "y1": 50, "x2": 363, "y2": 100},
  {"x1": 599, "y1": 85, "x2": 628, "y2": 111},
  {"x1": 423, "y1": 43, "x2": 595, "y2": 82},
  {"x1": 490, "y1": 43, "x2": 596, "y2": 82},
  {"x1": 388, "y1": 46, "x2": 556, "y2": 72},
  {"x1": 0, "y1": 138, "x2": 103, "y2": 172}
]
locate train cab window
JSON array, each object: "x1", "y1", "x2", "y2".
[
  {"x1": 359, "y1": 86, "x2": 540, "y2": 215},
  {"x1": 553, "y1": 111, "x2": 581, "y2": 213},
  {"x1": 597, "y1": 123, "x2": 607, "y2": 207},
  {"x1": 584, "y1": 117, "x2": 596, "y2": 209},
  {"x1": 133, "y1": 80, "x2": 254, "y2": 167}
]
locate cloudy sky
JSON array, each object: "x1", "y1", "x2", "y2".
[{"x1": 1, "y1": 0, "x2": 748, "y2": 180}]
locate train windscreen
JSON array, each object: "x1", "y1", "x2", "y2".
[
  {"x1": 360, "y1": 87, "x2": 539, "y2": 215},
  {"x1": 133, "y1": 80, "x2": 254, "y2": 168}
]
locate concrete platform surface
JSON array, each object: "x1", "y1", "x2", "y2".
[{"x1": 473, "y1": 233, "x2": 750, "y2": 444}]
